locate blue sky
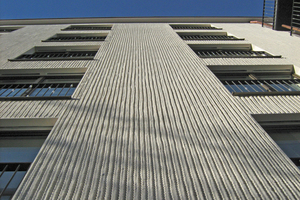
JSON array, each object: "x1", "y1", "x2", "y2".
[{"x1": 0, "y1": 0, "x2": 263, "y2": 19}]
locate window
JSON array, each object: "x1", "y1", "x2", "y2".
[
  {"x1": 62, "y1": 25, "x2": 112, "y2": 31},
  {"x1": 0, "y1": 118, "x2": 56, "y2": 200},
  {"x1": 0, "y1": 68, "x2": 86, "y2": 100},
  {"x1": 189, "y1": 44, "x2": 281, "y2": 58},
  {"x1": 0, "y1": 27, "x2": 22, "y2": 33},
  {"x1": 43, "y1": 33, "x2": 107, "y2": 42},
  {"x1": 170, "y1": 24, "x2": 221, "y2": 30},
  {"x1": 253, "y1": 114, "x2": 300, "y2": 170},
  {"x1": 177, "y1": 32, "x2": 244, "y2": 40},
  {"x1": 208, "y1": 64, "x2": 300, "y2": 96},
  {"x1": 9, "y1": 45, "x2": 99, "y2": 61}
]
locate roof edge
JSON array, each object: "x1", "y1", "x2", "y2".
[{"x1": 0, "y1": 16, "x2": 262, "y2": 25}]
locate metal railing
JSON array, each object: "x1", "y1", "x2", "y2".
[
  {"x1": 180, "y1": 35, "x2": 243, "y2": 40},
  {"x1": 223, "y1": 79, "x2": 300, "y2": 96},
  {"x1": 0, "y1": 83, "x2": 77, "y2": 100},
  {"x1": 0, "y1": 28, "x2": 18, "y2": 32},
  {"x1": 45, "y1": 36, "x2": 106, "y2": 42},
  {"x1": 63, "y1": 26, "x2": 111, "y2": 30},
  {"x1": 11, "y1": 51, "x2": 97, "y2": 61},
  {"x1": 291, "y1": 0, "x2": 300, "y2": 35},
  {"x1": 262, "y1": 0, "x2": 277, "y2": 29},
  {"x1": 0, "y1": 163, "x2": 31, "y2": 199},
  {"x1": 171, "y1": 25, "x2": 220, "y2": 30},
  {"x1": 195, "y1": 50, "x2": 281, "y2": 58}
]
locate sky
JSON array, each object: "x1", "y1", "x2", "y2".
[{"x1": 0, "y1": 0, "x2": 263, "y2": 20}]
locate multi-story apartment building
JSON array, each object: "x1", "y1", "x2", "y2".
[{"x1": 1, "y1": 17, "x2": 300, "y2": 199}]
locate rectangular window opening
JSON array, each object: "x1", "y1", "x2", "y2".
[
  {"x1": 62, "y1": 25, "x2": 112, "y2": 31},
  {"x1": 43, "y1": 33, "x2": 107, "y2": 42},
  {"x1": 252, "y1": 114, "x2": 300, "y2": 170},
  {"x1": 9, "y1": 46, "x2": 99, "y2": 61},
  {"x1": 0, "y1": 68, "x2": 86, "y2": 100},
  {"x1": 0, "y1": 118, "x2": 56, "y2": 199},
  {"x1": 0, "y1": 27, "x2": 22, "y2": 33},
  {"x1": 208, "y1": 64, "x2": 300, "y2": 96},
  {"x1": 177, "y1": 32, "x2": 244, "y2": 41},
  {"x1": 189, "y1": 44, "x2": 281, "y2": 58},
  {"x1": 170, "y1": 24, "x2": 221, "y2": 30}
]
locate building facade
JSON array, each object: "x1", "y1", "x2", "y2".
[{"x1": 1, "y1": 17, "x2": 300, "y2": 199}]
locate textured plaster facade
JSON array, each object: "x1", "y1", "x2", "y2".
[{"x1": 1, "y1": 20, "x2": 300, "y2": 199}]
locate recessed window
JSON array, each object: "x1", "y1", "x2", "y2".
[
  {"x1": 170, "y1": 24, "x2": 221, "y2": 30},
  {"x1": 43, "y1": 33, "x2": 107, "y2": 42},
  {"x1": 253, "y1": 114, "x2": 300, "y2": 170},
  {"x1": 62, "y1": 25, "x2": 112, "y2": 31},
  {"x1": 0, "y1": 27, "x2": 22, "y2": 33},
  {"x1": 0, "y1": 118, "x2": 56, "y2": 199},
  {"x1": 208, "y1": 64, "x2": 300, "y2": 96},
  {"x1": 177, "y1": 32, "x2": 244, "y2": 40},
  {"x1": 189, "y1": 44, "x2": 281, "y2": 58},
  {"x1": 0, "y1": 68, "x2": 86, "y2": 100},
  {"x1": 9, "y1": 46, "x2": 99, "y2": 61}
]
